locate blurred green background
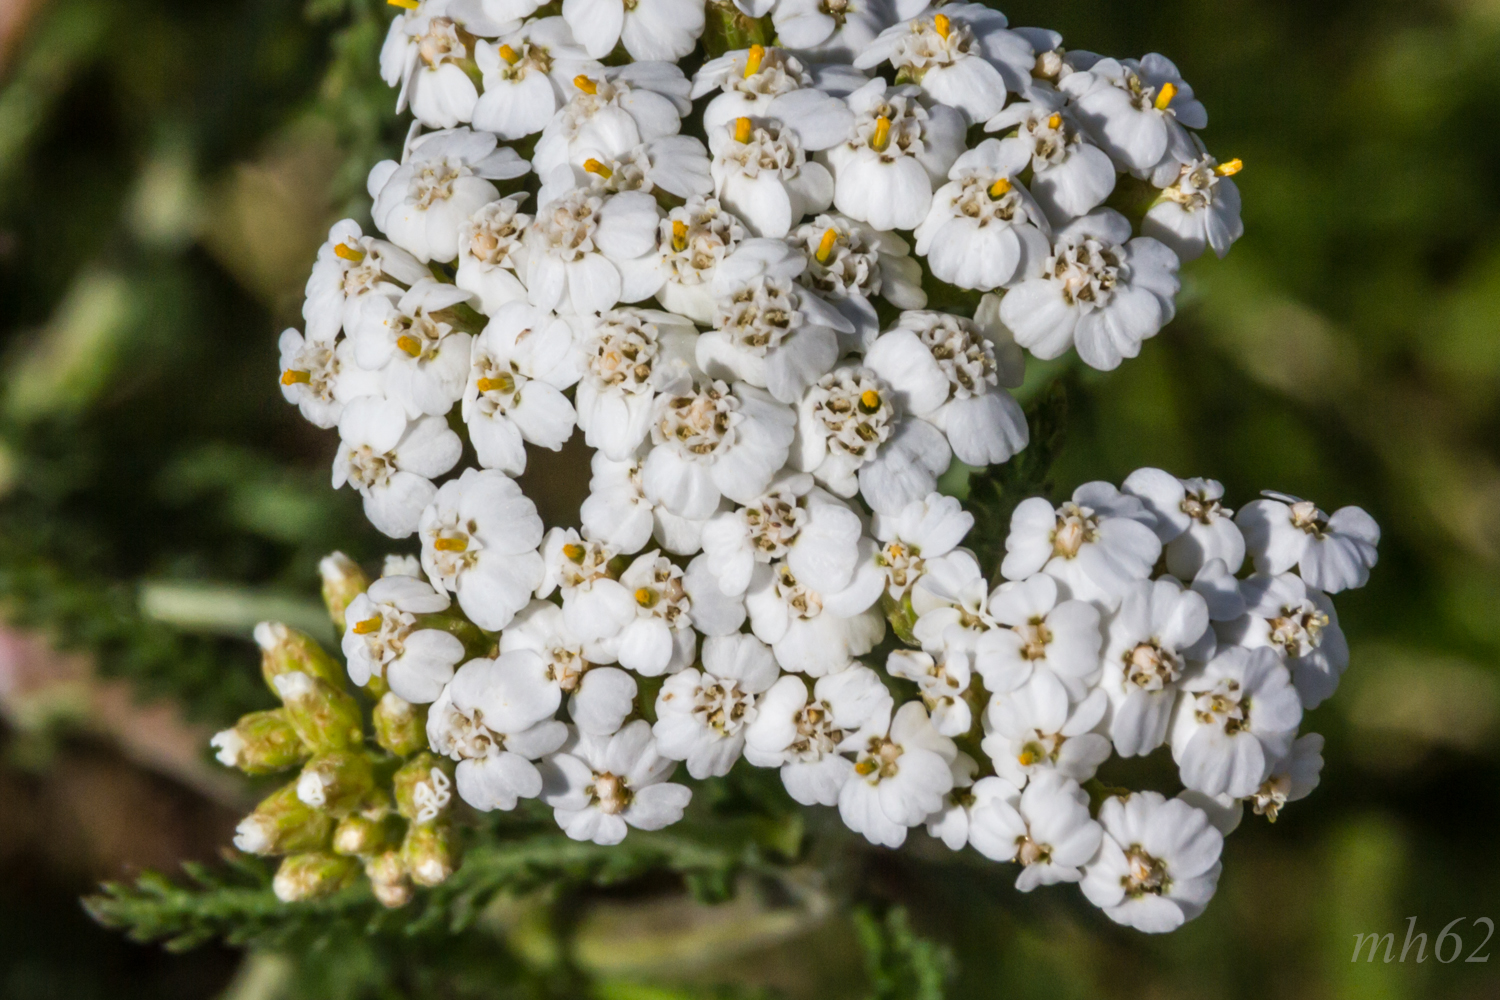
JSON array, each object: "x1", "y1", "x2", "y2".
[{"x1": 1, "y1": 0, "x2": 1498, "y2": 997}]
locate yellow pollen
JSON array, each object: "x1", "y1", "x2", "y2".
[
  {"x1": 859, "y1": 389, "x2": 881, "y2": 412},
  {"x1": 563, "y1": 543, "x2": 586, "y2": 563},
  {"x1": 988, "y1": 176, "x2": 1013, "y2": 199},
  {"x1": 671, "y1": 219, "x2": 688, "y2": 252},
  {"x1": 1214, "y1": 158, "x2": 1243, "y2": 177},
  {"x1": 871, "y1": 116, "x2": 891, "y2": 152},
  {"x1": 387, "y1": 0, "x2": 420, "y2": 8},
  {"x1": 433, "y1": 536, "x2": 468, "y2": 552},
  {"x1": 396, "y1": 335, "x2": 423, "y2": 357},
  {"x1": 352, "y1": 616, "x2": 383, "y2": 634},
  {"x1": 334, "y1": 242, "x2": 365, "y2": 262},
  {"x1": 634, "y1": 587, "x2": 655, "y2": 607},
  {"x1": 281, "y1": 369, "x2": 312, "y2": 386},
  {"x1": 1047, "y1": 113, "x2": 1062, "y2": 129},
  {"x1": 854, "y1": 758, "x2": 878, "y2": 776},
  {"x1": 934, "y1": 13, "x2": 950, "y2": 38},
  {"x1": 574, "y1": 75, "x2": 597, "y2": 95},
  {"x1": 734, "y1": 117, "x2": 753, "y2": 143},
  {"x1": 814, "y1": 228, "x2": 838, "y2": 264},
  {"x1": 498, "y1": 44, "x2": 520, "y2": 65},
  {"x1": 1154, "y1": 81, "x2": 1177, "y2": 110},
  {"x1": 1018, "y1": 748, "x2": 1040, "y2": 766},
  {"x1": 583, "y1": 158, "x2": 612, "y2": 178},
  {"x1": 476, "y1": 377, "x2": 505, "y2": 393},
  {"x1": 743, "y1": 44, "x2": 764, "y2": 77}
]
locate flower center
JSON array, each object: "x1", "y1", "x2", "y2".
[
  {"x1": 1267, "y1": 601, "x2": 1328, "y2": 658},
  {"x1": 912, "y1": 314, "x2": 998, "y2": 399},
  {"x1": 352, "y1": 606, "x2": 417, "y2": 666},
  {"x1": 808, "y1": 369, "x2": 895, "y2": 464},
  {"x1": 655, "y1": 382, "x2": 740, "y2": 458},
  {"x1": 660, "y1": 199, "x2": 742, "y2": 284},
  {"x1": 1016, "y1": 618, "x2": 1053, "y2": 660},
  {"x1": 1016, "y1": 834, "x2": 1052, "y2": 867},
  {"x1": 347, "y1": 445, "x2": 397, "y2": 491},
  {"x1": 788, "y1": 700, "x2": 845, "y2": 759},
  {"x1": 391, "y1": 309, "x2": 449, "y2": 363},
  {"x1": 417, "y1": 18, "x2": 466, "y2": 68},
  {"x1": 557, "y1": 538, "x2": 615, "y2": 590},
  {"x1": 793, "y1": 221, "x2": 881, "y2": 299},
  {"x1": 716, "y1": 277, "x2": 800, "y2": 354},
  {"x1": 586, "y1": 311, "x2": 660, "y2": 392},
  {"x1": 1047, "y1": 238, "x2": 1121, "y2": 309},
  {"x1": 1022, "y1": 110, "x2": 1075, "y2": 165},
  {"x1": 854, "y1": 735, "x2": 904, "y2": 780},
  {"x1": 775, "y1": 564, "x2": 824, "y2": 619},
  {"x1": 876, "y1": 540, "x2": 924, "y2": 595},
  {"x1": 591, "y1": 771, "x2": 632, "y2": 814},
  {"x1": 953, "y1": 174, "x2": 1023, "y2": 226},
  {"x1": 1051, "y1": 503, "x2": 1099, "y2": 558},
  {"x1": 466, "y1": 200, "x2": 528, "y2": 266},
  {"x1": 850, "y1": 98, "x2": 926, "y2": 160},
  {"x1": 1287, "y1": 499, "x2": 1328, "y2": 537},
  {"x1": 721, "y1": 121, "x2": 807, "y2": 180},
  {"x1": 1017, "y1": 731, "x2": 1063, "y2": 767},
  {"x1": 1191, "y1": 678, "x2": 1248, "y2": 734},
  {"x1": 1123, "y1": 845, "x2": 1171, "y2": 897},
  {"x1": 693, "y1": 678, "x2": 757, "y2": 735},
  {"x1": 281, "y1": 341, "x2": 338, "y2": 401},
  {"x1": 631, "y1": 556, "x2": 690, "y2": 627},
  {"x1": 1180, "y1": 489, "x2": 1223, "y2": 524},
  {"x1": 411, "y1": 157, "x2": 467, "y2": 210},
  {"x1": 425, "y1": 517, "x2": 483, "y2": 586},
  {"x1": 531, "y1": 190, "x2": 602, "y2": 263},
  {"x1": 890, "y1": 14, "x2": 974, "y2": 74},
  {"x1": 1125, "y1": 640, "x2": 1181, "y2": 691},
  {"x1": 1251, "y1": 774, "x2": 1292, "y2": 821},
  {"x1": 744, "y1": 490, "x2": 806, "y2": 560},
  {"x1": 471, "y1": 352, "x2": 524, "y2": 413}
]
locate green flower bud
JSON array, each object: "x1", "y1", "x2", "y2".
[
  {"x1": 373, "y1": 692, "x2": 429, "y2": 757},
  {"x1": 255, "y1": 621, "x2": 345, "y2": 692},
  {"x1": 210, "y1": 709, "x2": 309, "y2": 775},
  {"x1": 296, "y1": 750, "x2": 375, "y2": 816},
  {"x1": 318, "y1": 552, "x2": 369, "y2": 633},
  {"x1": 272, "y1": 851, "x2": 360, "y2": 903},
  {"x1": 392, "y1": 752, "x2": 454, "y2": 823},
  {"x1": 365, "y1": 850, "x2": 412, "y2": 909},
  {"x1": 402, "y1": 820, "x2": 457, "y2": 887},
  {"x1": 232, "y1": 781, "x2": 333, "y2": 856},
  {"x1": 274, "y1": 670, "x2": 364, "y2": 752},
  {"x1": 332, "y1": 813, "x2": 390, "y2": 856}
]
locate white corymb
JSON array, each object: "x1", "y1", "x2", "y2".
[
  {"x1": 915, "y1": 139, "x2": 1051, "y2": 291},
  {"x1": 606, "y1": 550, "x2": 697, "y2": 675},
  {"x1": 1248, "y1": 732, "x2": 1324, "y2": 821},
  {"x1": 575, "y1": 309, "x2": 698, "y2": 462},
  {"x1": 472, "y1": 19, "x2": 601, "y2": 140},
  {"x1": 1223, "y1": 573, "x2": 1349, "y2": 710},
  {"x1": 500, "y1": 600, "x2": 638, "y2": 736},
  {"x1": 1236, "y1": 493, "x2": 1380, "y2": 594},
  {"x1": 1142, "y1": 150, "x2": 1244, "y2": 261},
  {"x1": 419, "y1": 467, "x2": 546, "y2": 630},
  {"x1": 1101, "y1": 578, "x2": 1211, "y2": 756},
  {"x1": 380, "y1": 1, "x2": 481, "y2": 129},
  {"x1": 744, "y1": 550, "x2": 886, "y2": 675},
  {"x1": 973, "y1": 573, "x2": 1103, "y2": 701},
  {"x1": 1081, "y1": 791, "x2": 1223, "y2": 933},
  {"x1": 1122, "y1": 467, "x2": 1245, "y2": 579},
  {"x1": 825, "y1": 79, "x2": 967, "y2": 232},
  {"x1": 1000, "y1": 482, "x2": 1162, "y2": 610},
  {"x1": 653, "y1": 633, "x2": 780, "y2": 778},
  {"x1": 968, "y1": 771, "x2": 1102, "y2": 890},
  {"x1": 524, "y1": 188, "x2": 661, "y2": 317},
  {"x1": 532, "y1": 64, "x2": 693, "y2": 181},
  {"x1": 870, "y1": 492, "x2": 974, "y2": 601},
  {"x1": 788, "y1": 213, "x2": 927, "y2": 349},
  {"x1": 536, "y1": 529, "x2": 637, "y2": 645},
  {"x1": 560, "y1": 0, "x2": 705, "y2": 61},
  {"x1": 1170, "y1": 646, "x2": 1303, "y2": 798},
  {"x1": 696, "y1": 240, "x2": 853, "y2": 404},
  {"x1": 709, "y1": 116, "x2": 834, "y2": 240},
  {"x1": 427, "y1": 654, "x2": 569, "y2": 812},
  {"x1": 540, "y1": 720, "x2": 693, "y2": 844},
  {"x1": 981, "y1": 676, "x2": 1112, "y2": 788},
  {"x1": 743, "y1": 664, "x2": 893, "y2": 805},
  {"x1": 863, "y1": 301, "x2": 1029, "y2": 469},
  {"x1": 1060, "y1": 54, "x2": 1205, "y2": 174},
  {"x1": 455, "y1": 197, "x2": 531, "y2": 316},
  {"x1": 303, "y1": 219, "x2": 429, "y2": 343},
  {"x1": 886, "y1": 648, "x2": 974, "y2": 737},
  {"x1": 462, "y1": 302, "x2": 583, "y2": 475},
  {"x1": 984, "y1": 102, "x2": 1117, "y2": 225},
  {"x1": 856, "y1": 4, "x2": 1035, "y2": 125},
  {"x1": 351, "y1": 279, "x2": 475, "y2": 419},
  {"x1": 580, "y1": 452, "x2": 714, "y2": 557},
  {"x1": 654, "y1": 196, "x2": 747, "y2": 324},
  {"x1": 342, "y1": 575, "x2": 464, "y2": 703},
  {"x1": 334, "y1": 397, "x2": 463, "y2": 538},
  {"x1": 999, "y1": 210, "x2": 1181, "y2": 371},
  {"x1": 838, "y1": 701, "x2": 957, "y2": 848},
  {"x1": 277, "y1": 330, "x2": 383, "y2": 429},
  {"x1": 699, "y1": 473, "x2": 864, "y2": 597},
  {"x1": 369, "y1": 128, "x2": 530, "y2": 263},
  {"x1": 641, "y1": 379, "x2": 797, "y2": 520}
]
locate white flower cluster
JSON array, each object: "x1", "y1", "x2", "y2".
[{"x1": 272, "y1": 0, "x2": 1358, "y2": 934}]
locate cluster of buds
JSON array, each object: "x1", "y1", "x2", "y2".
[{"x1": 211, "y1": 556, "x2": 461, "y2": 906}]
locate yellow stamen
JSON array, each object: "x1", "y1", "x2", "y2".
[
  {"x1": 855, "y1": 758, "x2": 878, "y2": 776},
  {"x1": 934, "y1": 13, "x2": 950, "y2": 38},
  {"x1": 334, "y1": 242, "x2": 366, "y2": 263},
  {"x1": 1047, "y1": 113, "x2": 1062, "y2": 129},
  {"x1": 871, "y1": 116, "x2": 891, "y2": 152},
  {"x1": 397, "y1": 335, "x2": 423, "y2": 357},
  {"x1": 573, "y1": 75, "x2": 597, "y2": 95},
  {"x1": 352, "y1": 616, "x2": 383, "y2": 634},
  {"x1": 583, "y1": 158, "x2": 612, "y2": 179},
  {"x1": 387, "y1": 0, "x2": 420, "y2": 9},
  {"x1": 433, "y1": 536, "x2": 468, "y2": 552},
  {"x1": 1154, "y1": 81, "x2": 1177, "y2": 110},
  {"x1": 476, "y1": 377, "x2": 506, "y2": 393},
  {"x1": 634, "y1": 587, "x2": 656, "y2": 607},
  {"x1": 671, "y1": 219, "x2": 688, "y2": 252},
  {"x1": 743, "y1": 44, "x2": 764, "y2": 78},
  {"x1": 563, "y1": 543, "x2": 586, "y2": 563},
  {"x1": 1017, "y1": 748, "x2": 1039, "y2": 767},
  {"x1": 859, "y1": 389, "x2": 881, "y2": 413},
  {"x1": 1214, "y1": 158, "x2": 1243, "y2": 177},
  {"x1": 734, "y1": 117, "x2": 753, "y2": 144},
  {"x1": 281, "y1": 369, "x2": 312, "y2": 386},
  {"x1": 988, "y1": 176, "x2": 1012, "y2": 199},
  {"x1": 498, "y1": 44, "x2": 520, "y2": 65},
  {"x1": 814, "y1": 228, "x2": 838, "y2": 264}
]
